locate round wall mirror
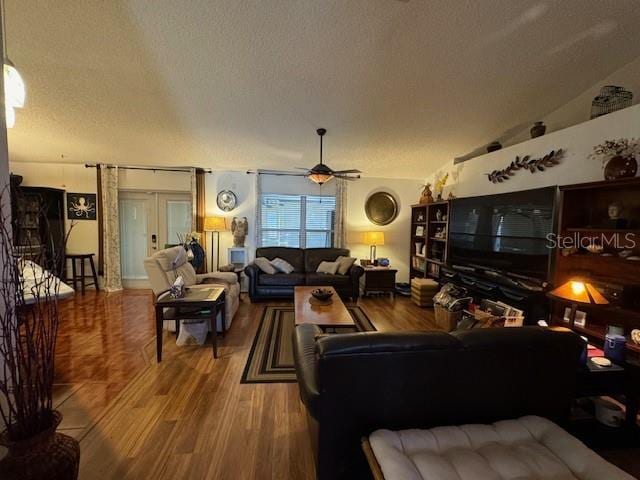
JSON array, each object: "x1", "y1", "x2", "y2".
[{"x1": 365, "y1": 191, "x2": 398, "y2": 226}]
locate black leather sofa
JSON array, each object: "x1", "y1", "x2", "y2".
[
  {"x1": 293, "y1": 325, "x2": 583, "y2": 480},
  {"x1": 244, "y1": 247, "x2": 364, "y2": 301}
]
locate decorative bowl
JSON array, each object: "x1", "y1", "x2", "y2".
[{"x1": 311, "y1": 288, "x2": 333, "y2": 302}]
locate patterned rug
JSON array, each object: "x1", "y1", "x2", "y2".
[{"x1": 241, "y1": 305, "x2": 376, "y2": 384}]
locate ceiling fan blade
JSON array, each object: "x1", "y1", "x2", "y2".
[
  {"x1": 331, "y1": 169, "x2": 362, "y2": 174},
  {"x1": 334, "y1": 175, "x2": 361, "y2": 181},
  {"x1": 294, "y1": 167, "x2": 310, "y2": 170}
]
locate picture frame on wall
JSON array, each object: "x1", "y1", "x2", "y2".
[{"x1": 66, "y1": 193, "x2": 97, "y2": 220}]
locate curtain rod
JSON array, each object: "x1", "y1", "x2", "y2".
[{"x1": 85, "y1": 163, "x2": 212, "y2": 174}]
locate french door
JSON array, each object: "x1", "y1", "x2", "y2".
[{"x1": 119, "y1": 191, "x2": 192, "y2": 288}]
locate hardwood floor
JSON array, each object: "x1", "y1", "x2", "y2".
[
  {"x1": 53, "y1": 290, "x2": 438, "y2": 479},
  {"x1": 53, "y1": 291, "x2": 639, "y2": 479}
]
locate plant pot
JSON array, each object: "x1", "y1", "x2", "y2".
[
  {"x1": 530, "y1": 121, "x2": 546, "y2": 138},
  {"x1": 0, "y1": 411, "x2": 80, "y2": 480},
  {"x1": 604, "y1": 155, "x2": 638, "y2": 180}
]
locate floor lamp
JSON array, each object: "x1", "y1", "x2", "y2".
[{"x1": 204, "y1": 216, "x2": 227, "y2": 272}]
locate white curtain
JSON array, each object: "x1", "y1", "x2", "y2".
[
  {"x1": 334, "y1": 178, "x2": 347, "y2": 248},
  {"x1": 100, "y1": 165, "x2": 122, "y2": 291}
]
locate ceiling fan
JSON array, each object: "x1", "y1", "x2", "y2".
[{"x1": 298, "y1": 128, "x2": 361, "y2": 185}]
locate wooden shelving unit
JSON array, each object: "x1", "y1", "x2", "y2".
[
  {"x1": 410, "y1": 201, "x2": 449, "y2": 281},
  {"x1": 553, "y1": 177, "x2": 640, "y2": 358}
]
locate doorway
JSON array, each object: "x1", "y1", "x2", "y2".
[{"x1": 119, "y1": 191, "x2": 192, "y2": 288}]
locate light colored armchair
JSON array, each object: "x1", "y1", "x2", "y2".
[{"x1": 144, "y1": 246, "x2": 240, "y2": 332}]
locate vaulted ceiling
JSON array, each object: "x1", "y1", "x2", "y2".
[{"x1": 6, "y1": 0, "x2": 640, "y2": 178}]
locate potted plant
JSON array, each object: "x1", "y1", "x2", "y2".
[
  {"x1": 0, "y1": 191, "x2": 79, "y2": 479},
  {"x1": 589, "y1": 138, "x2": 640, "y2": 180}
]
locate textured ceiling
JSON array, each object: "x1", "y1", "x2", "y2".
[{"x1": 6, "y1": 0, "x2": 640, "y2": 178}]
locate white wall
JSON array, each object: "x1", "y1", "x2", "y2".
[
  {"x1": 428, "y1": 103, "x2": 640, "y2": 199},
  {"x1": 9, "y1": 162, "x2": 99, "y2": 263},
  {"x1": 345, "y1": 177, "x2": 424, "y2": 283}
]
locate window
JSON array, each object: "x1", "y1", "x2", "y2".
[{"x1": 260, "y1": 194, "x2": 336, "y2": 248}]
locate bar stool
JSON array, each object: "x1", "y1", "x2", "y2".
[{"x1": 66, "y1": 253, "x2": 100, "y2": 294}]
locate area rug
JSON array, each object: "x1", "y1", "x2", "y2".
[{"x1": 241, "y1": 305, "x2": 376, "y2": 384}]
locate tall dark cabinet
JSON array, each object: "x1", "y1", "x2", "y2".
[{"x1": 10, "y1": 175, "x2": 66, "y2": 275}]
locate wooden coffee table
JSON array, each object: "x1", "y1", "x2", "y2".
[{"x1": 294, "y1": 286, "x2": 355, "y2": 329}]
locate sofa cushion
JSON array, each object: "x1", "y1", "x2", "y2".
[
  {"x1": 271, "y1": 257, "x2": 295, "y2": 274},
  {"x1": 335, "y1": 255, "x2": 357, "y2": 275},
  {"x1": 256, "y1": 247, "x2": 304, "y2": 272},
  {"x1": 306, "y1": 273, "x2": 350, "y2": 287},
  {"x1": 259, "y1": 273, "x2": 306, "y2": 286},
  {"x1": 316, "y1": 260, "x2": 339, "y2": 275},
  {"x1": 254, "y1": 257, "x2": 277, "y2": 274},
  {"x1": 369, "y1": 415, "x2": 634, "y2": 480},
  {"x1": 304, "y1": 248, "x2": 350, "y2": 273}
]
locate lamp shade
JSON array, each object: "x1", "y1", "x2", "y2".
[
  {"x1": 548, "y1": 280, "x2": 609, "y2": 305},
  {"x1": 362, "y1": 231, "x2": 385, "y2": 246},
  {"x1": 204, "y1": 216, "x2": 227, "y2": 232}
]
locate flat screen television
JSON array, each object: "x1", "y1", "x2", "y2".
[{"x1": 448, "y1": 186, "x2": 557, "y2": 281}]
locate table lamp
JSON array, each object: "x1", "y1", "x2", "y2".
[
  {"x1": 204, "y1": 216, "x2": 227, "y2": 271},
  {"x1": 547, "y1": 279, "x2": 609, "y2": 328},
  {"x1": 362, "y1": 231, "x2": 385, "y2": 262}
]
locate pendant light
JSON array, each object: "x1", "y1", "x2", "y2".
[{"x1": 2, "y1": 0, "x2": 25, "y2": 128}]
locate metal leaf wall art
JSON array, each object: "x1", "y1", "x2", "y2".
[{"x1": 486, "y1": 149, "x2": 564, "y2": 183}]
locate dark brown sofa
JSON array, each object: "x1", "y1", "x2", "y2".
[{"x1": 244, "y1": 247, "x2": 364, "y2": 301}]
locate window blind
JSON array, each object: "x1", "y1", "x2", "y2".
[{"x1": 260, "y1": 194, "x2": 336, "y2": 248}]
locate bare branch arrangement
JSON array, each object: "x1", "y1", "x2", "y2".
[
  {"x1": 0, "y1": 188, "x2": 71, "y2": 441},
  {"x1": 486, "y1": 149, "x2": 564, "y2": 183}
]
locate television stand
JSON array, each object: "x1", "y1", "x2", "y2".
[{"x1": 439, "y1": 265, "x2": 550, "y2": 325}]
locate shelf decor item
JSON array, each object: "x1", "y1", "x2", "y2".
[
  {"x1": 589, "y1": 138, "x2": 639, "y2": 181},
  {"x1": 530, "y1": 121, "x2": 546, "y2": 138},
  {"x1": 486, "y1": 149, "x2": 563, "y2": 183},
  {"x1": 590, "y1": 86, "x2": 633, "y2": 119},
  {"x1": 487, "y1": 141, "x2": 502, "y2": 152},
  {"x1": 418, "y1": 184, "x2": 434, "y2": 204}
]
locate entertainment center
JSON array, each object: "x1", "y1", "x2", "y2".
[{"x1": 412, "y1": 180, "x2": 640, "y2": 357}]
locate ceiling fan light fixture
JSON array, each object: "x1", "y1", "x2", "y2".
[{"x1": 308, "y1": 172, "x2": 333, "y2": 185}]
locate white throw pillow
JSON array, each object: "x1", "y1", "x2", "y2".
[
  {"x1": 316, "y1": 261, "x2": 339, "y2": 275},
  {"x1": 335, "y1": 256, "x2": 356, "y2": 275},
  {"x1": 254, "y1": 257, "x2": 277, "y2": 274},
  {"x1": 271, "y1": 257, "x2": 295, "y2": 274}
]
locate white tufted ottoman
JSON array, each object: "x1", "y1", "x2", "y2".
[{"x1": 366, "y1": 416, "x2": 634, "y2": 480}]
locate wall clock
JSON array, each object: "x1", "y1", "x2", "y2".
[
  {"x1": 365, "y1": 191, "x2": 398, "y2": 226},
  {"x1": 217, "y1": 190, "x2": 237, "y2": 212}
]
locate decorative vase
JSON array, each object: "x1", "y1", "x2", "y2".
[
  {"x1": 530, "y1": 121, "x2": 546, "y2": 138},
  {"x1": 0, "y1": 411, "x2": 80, "y2": 480},
  {"x1": 604, "y1": 155, "x2": 638, "y2": 180}
]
